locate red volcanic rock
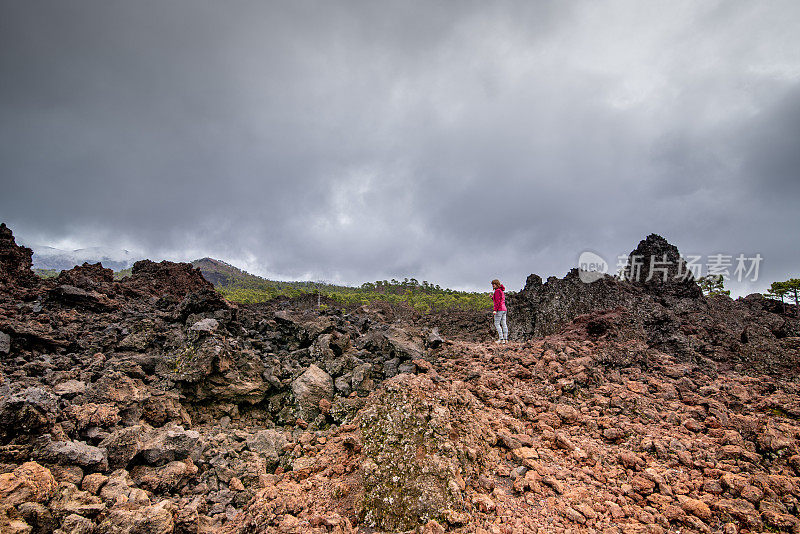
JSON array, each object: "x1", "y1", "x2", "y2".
[{"x1": 0, "y1": 461, "x2": 57, "y2": 506}]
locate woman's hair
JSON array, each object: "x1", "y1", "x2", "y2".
[{"x1": 491, "y1": 279, "x2": 501, "y2": 287}]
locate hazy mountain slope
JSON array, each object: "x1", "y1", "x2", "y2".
[
  {"x1": 191, "y1": 257, "x2": 263, "y2": 287},
  {"x1": 29, "y1": 244, "x2": 144, "y2": 272}
]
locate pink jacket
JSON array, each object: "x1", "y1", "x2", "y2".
[{"x1": 493, "y1": 285, "x2": 506, "y2": 312}]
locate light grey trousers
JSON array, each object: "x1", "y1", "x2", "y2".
[{"x1": 494, "y1": 311, "x2": 508, "y2": 341}]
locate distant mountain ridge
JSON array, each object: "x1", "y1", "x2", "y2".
[
  {"x1": 190, "y1": 257, "x2": 347, "y2": 292},
  {"x1": 30, "y1": 245, "x2": 145, "y2": 272},
  {"x1": 190, "y1": 257, "x2": 264, "y2": 287},
  {"x1": 28, "y1": 245, "x2": 259, "y2": 285},
  {"x1": 28, "y1": 246, "x2": 282, "y2": 289}
]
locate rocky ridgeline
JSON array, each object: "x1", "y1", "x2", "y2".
[
  {"x1": 1, "y1": 223, "x2": 799, "y2": 534},
  {"x1": 508, "y1": 234, "x2": 799, "y2": 375}
]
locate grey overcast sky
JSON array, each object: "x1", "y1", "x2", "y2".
[{"x1": 1, "y1": 1, "x2": 798, "y2": 295}]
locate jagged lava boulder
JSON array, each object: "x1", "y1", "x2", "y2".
[
  {"x1": 121, "y1": 259, "x2": 215, "y2": 299},
  {"x1": 623, "y1": 233, "x2": 703, "y2": 299},
  {"x1": 55, "y1": 262, "x2": 116, "y2": 294},
  {"x1": 509, "y1": 233, "x2": 703, "y2": 340},
  {"x1": 509, "y1": 233, "x2": 800, "y2": 373},
  {"x1": 508, "y1": 269, "x2": 639, "y2": 339},
  {"x1": 0, "y1": 222, "x2": 38, "y2": 293},
  {"x1": 291, "y1": 364, "x2": 334, "y2": 421},
  {"x1": 43, "y1": 262, "x2": 119, "y2": 312}
]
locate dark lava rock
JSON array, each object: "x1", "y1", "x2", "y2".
[
  {"x1": 47, "y1": 285, "x2": 116, "y2": 312},
  {"x1": 245, "y1": 429, "x2": 287, "y2": 470},
  {"x1": 56, "y1": 263, "x2": 116, "y2": 295},
  {"x1": 39, "y1": 438, "x2": 108, "y2": 470},
  {"x1": 508, "y1": 233, "x2": 800, "y2": 373},
  {"x1": 177, "y1": 287, "x2": 232, "y2": 322},
  {"x1": 0, "y1": 387, "x2": 59, "y2": 441},
  {"x1": 121, "y1": 260, "x2": 215, "y2": 299},
  {"x1": 0, "y1": 222, "x2": 38, "y2": 291},
  {"x1": 0, "y1": 330, "x2": 10, "y2": 354},
  {"x1": 623, "y1": 233, "x2": 703, "y2": 299},
  {"x1": 508, "y1": 268, "x2": 638, "y2": 338},
  {"x1": 426, "y1": 328, "x2": 444, "y2": 348},
  {"x1": 99, "y1": 424, "x2": 151, "y2": 470},
  {"x1": 137, "y1": 424, "x2": 201, "y2": 466},
  {"x1": 509, "y1": 234, "x2": 703, "y2": 340},
  {"x1": 291, "y1": 364, "x2": 334, "y2": 421}
]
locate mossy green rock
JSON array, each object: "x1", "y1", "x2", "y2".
[{"x1": 359, "y1": 374, "x2": 471, "y2": 531}]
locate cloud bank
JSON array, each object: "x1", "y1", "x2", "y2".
[{"x1": 2, "y1": 1, "x2": 798, "y2": 295}]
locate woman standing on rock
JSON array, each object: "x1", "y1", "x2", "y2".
[{"x1": 492, "y1": 279, "x2": 508, "y2": 344}]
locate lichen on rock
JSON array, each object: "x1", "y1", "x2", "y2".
[{"x1": 358, "y1": 373, "x2": 479, "y2": 531}]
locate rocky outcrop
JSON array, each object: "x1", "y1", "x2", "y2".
[
  {"x1": 0, "y1": 222, "x2": 38, "y2": 293},
  {"x1": 56, "y1": 262, "x2": 116, "y2": 294},
  {"x1": 624, "y1": 233, "x2": 703, "y2": 299},
  {"x1": 509, "y1": 233, "x2": 703, "y2": 340},
  {"x1": 509, "y1": 233, "x2": 799, "y2": 374},
  {"x1": 508, "y1": 268, "x2": 639, "y2": 339},
  {"x1": 122, "y1": 260, "x2": 215, "y2": 299}
]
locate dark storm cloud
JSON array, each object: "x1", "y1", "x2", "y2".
[
  {"x1": 1, "y1": 1, "x2": 798, "y2": 295},
  {"x1": 739, "y1": 85, "x2": 800, "y2": 198}
]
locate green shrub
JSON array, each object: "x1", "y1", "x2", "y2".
[{"x1": 217, "y1": 276, "x2": 491, "y2": 313}]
